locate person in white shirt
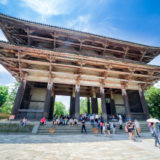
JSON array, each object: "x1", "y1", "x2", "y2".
[
  {"x1": 119, "y1": 118, "x2": 123, "y2": 130},
  {"x1": 134, "y1": 119, "x2": 141, "y2": 137}
]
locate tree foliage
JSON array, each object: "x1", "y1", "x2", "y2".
[
  {"x1": 0, "y1": 86, "x2": 8, "y2": 107},
  {"x1": 54, "y1": 101, "x2": 68, "y2": 116},
  {"x1": 0, "y1": 83, "x2": 18, "y2": 114},
  {"x1": 145, "y1": 86, "x2": 160, "y2": 118},
  {"x1": 80, "y1": 98, "x2": 87, "y2": 114},
  {"x1": 80, "y1": 98, "x2": 102, "y2": 115}
]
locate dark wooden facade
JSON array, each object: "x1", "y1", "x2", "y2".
[{"x1": 0, "y1": 13, "x2": 160, "y2": 120}]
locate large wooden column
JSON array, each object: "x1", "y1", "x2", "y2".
[
  {"x1": 48, "y1": 89, "x2": 55, "y2": 120},
  {"x1": 139, "y1": 87, "x2": 149, "y2": 119},
  {"x1": 75, "y1": 85, "x2": 80, "y2": 119},
  {"x1": 121, "y1": 88, "x2": 131, "y2": 119},
  {"x1": 100, "y1": 86, "x2": 107, "y2": 121},
  {"x1": 70, "y1": 88, "x2": 75, "y2": 117},
  {"x1": 110, "y1": 90, "x2": 116, "y2": 115},
  {"x1": 91, "y1": 88, "x2": 98, "y2": 114},
  {"x1": 87, "y1": 97, "x2": 90, "y2": 114},
  {"x1": 43, "y1": 82, "x2": 53, "y2": 119},
  {"x1": 11, "y1": 80, "x2": 27, "y2": 118}
]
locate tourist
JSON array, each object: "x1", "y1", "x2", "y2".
[
  {"x1": 69, "y1": 118, "x2": 74, "y2": 126},
  {"x1": 106, "y1": 122, "x2": 111, "y2": 136},
  {"x1": 52, "y1": 118, "x2": 56, "y2": 125},
  {"x1": 21, "y1": 117, "x2": 28, "y2": 127},
  {"x1": 95, "y1": 114, "x2": 98, "y2": 123},
  {"x1": 103, "y1": 123, "x2": 106, "y2": 136},
  {"x1": 74, "y1": 118, "x2": 78, "y2": 125},
  {"x1": 90, "y1": 114, "x2": 94, "y2": 127},
  {"x1": 56, "y1": 118, "x2": 60, "y2": 125},
  {"x1": 40, "y1": 117, "x2": 46, "y2": 125},
  {"x1": 148, "y1": 122, "x2": 154, "y2": 136},
  {"x1": 118, "y1": 114, "x2": 122, "y2": 120},
  {"x1": 127, "y1": 120, "x2": 134, "y2": 140},
  {"x1": 110, "y1": 121, "x2": 116, "y2": 134},
  {"x1": 152, "y1": 123, "x2": 160, "y2": 147},
  {"x1": 81, "y1": 119, "x2": 87, "y2": 133},
  {"x1": 100, "y1": 121, "x2": 103, "y2": 134},
  {"x1": 97, "y1": 118, "x2": 101, "y2": 129},
  {"x1": 134, "y1": 119, "x2": 141, "y2": 137},
  {"x1": 119, "y1": 118, "x2": 123, "y2": 130}
]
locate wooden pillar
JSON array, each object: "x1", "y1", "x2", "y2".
[
  {"x1": 110, "y1": 90, "x2": 116, "y2": 115},
  {"x1": 70, "y1": 88, "x2": 75, "y2": 117},
  {"x1": 75, "y1": 85, "x2": 80, "y2": 119},
  {"x1": 100, "y1": 86, "x2": 107, "y2": 121},
  {"x1": 87, "y1": 97, "x2": 90, "y2": 114},
  {"x1": 121, "y1": 88, "x2": 131, "y2": 119},
  {"x1": 43, "y1": 82, "x2": 53, "y2": 119},
  {"x1": 11, "y1": 80, "x2": 27, "y2": 118},
  {"x1": 48, "y1": 89, "x2": 55, "y2": 120},
  {"x1": 91, "y1": 88, "x2": 98, "y2": 114},
  {"x1": 139, "y1": 87, "x2": 149, "y2": 119}
]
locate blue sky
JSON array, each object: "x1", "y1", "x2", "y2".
[{"x1": 0, "y1": 0, "x2": 160, "y2": 107}]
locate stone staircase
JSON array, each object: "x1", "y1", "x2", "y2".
[
  {"x1": 37, "y1": 121, "x2": 149, "y2": 135},
  {"x1": 38, "y1": 123, "x2": 94, "y2": 135}
]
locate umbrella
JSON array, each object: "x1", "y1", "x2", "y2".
[{"x1": 146, "y1": 118, "x2": 160, "y2": 123}]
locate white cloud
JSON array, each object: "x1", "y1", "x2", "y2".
[
  {"x1": 22, "y1": 0, "x2": 73, "y2": 16},
  {"x1": 67, "y1": 14, "x2": 92, "y2": 32},
  {"x1": 0, "y1": 0, "x2": 8, "y2": 5}
]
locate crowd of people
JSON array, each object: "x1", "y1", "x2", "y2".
[{"x1": 20, "y1": 112, "x2": 160, "y2": 148}]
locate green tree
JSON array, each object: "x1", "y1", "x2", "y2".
[
  {"x1": 0, "y1": 83, "x2": 18, "y2": 114},
  {"x1": 98, "y1": 98, "x2": 102, "y2": 114},
  {"x1": 0, "y1": 86, "x2": 8, "y2": 107},
  {"x1": 54, "y1": 101, "x2": 68, "y2": 116},
  {"x1": 80, "y1": 98, "x2": 87, "y2": 114},
  {"x1": 145, "y1": 86, "x2": 160, "y2": 118}
]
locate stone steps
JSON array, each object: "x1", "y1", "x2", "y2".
[{"x1": 37, "y1": 122, "x2": 149, "y2": 135}]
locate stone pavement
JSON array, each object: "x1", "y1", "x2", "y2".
[{"x1": 0, "y1": 133, "x2": 160, "y2": 160}]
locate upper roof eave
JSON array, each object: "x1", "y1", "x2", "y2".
[{"x1": 0, "y1": 13, "x2": 160, "y2": 50}]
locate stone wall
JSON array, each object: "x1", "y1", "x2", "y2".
[
  {"x1": 0, "y1": 122, "x2": 34, "y2": 133},
  {"x1": 29, "y1": 88, "x2": 46, "y2": 110},
  {"x1": 114, "y1": 94, "x2": 125, "y2": 114}
]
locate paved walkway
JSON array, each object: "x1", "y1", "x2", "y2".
[{"x1": 0, "y1": 133, "x2": 159, "y2": 160}]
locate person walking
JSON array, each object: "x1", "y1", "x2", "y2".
[
  {"x1": 134, "y1": 119, "x2": 141, "y2": 137},
  {"x1": 106, "y1": 122, "x2": 111, "y2": 137},
  {"x1": 100, "y1": 121, "x2": 103, "y2": 134},
  {"x1": 103, "y1": 123, "x2": 106, "y2": 136},
  {"x1": 127, "y1": 120, "x2": 134, "y2": 140},
  {"x1": 81, "y1": 119, "x2": 87, "y2": 133},
  {"x1": 91, "y1": 114, "x2": 94, "y2": 127},
  {"x1": 111, "y1": 121, "x2": 116, "y2": 134},
  {"x1": 152, "y1": 123, "x2": 160, "y2": 147}
]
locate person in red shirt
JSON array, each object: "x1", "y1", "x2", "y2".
[
  {"x1": 100, "y1": 121, "x2": 103, "y2": 134},
  {"x1": 40, "y1": 117, "x2": 46, "y2": 125}
]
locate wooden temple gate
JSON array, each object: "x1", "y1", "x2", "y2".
[{"x1": 0, "y1": 13, "x2": 160, "y2": 120}]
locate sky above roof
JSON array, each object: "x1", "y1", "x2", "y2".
[{"x1": 0, "y1": 0, "x2": 160, "y2": 100}]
